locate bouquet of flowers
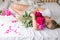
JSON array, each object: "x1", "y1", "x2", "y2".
[
  {"x1": 18, "y1": 11, "x2": 32, "y2": 28},
  {"x1": 18, "y1": 11, "x2": 45, "y2": 29}
]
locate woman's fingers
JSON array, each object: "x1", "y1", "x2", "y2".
[{"x1": 30, "y1": 13, "x2": 35, "y2": 17}]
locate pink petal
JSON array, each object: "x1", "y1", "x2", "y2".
[
  {"x1": 17, "y1": 26, "x2": 20, "y2": 28},
  {"x1": 5, "y1": 30, "x2": 10, "y2": 34},
  {"x1": 12, "y1": 20, "x2": 17, "y2": 23},
  {"x1": 14, "y1": 30, "x2": 20, "y2": 34},
  {"x1": 1, "y1": 24, "x2": 4, "y2": 26},
  {"x1": 9, "y1": 26, "x2": 12, "y2": 30},
  {"x1": 12, "y1": 14, "x2": 16, "y2": 18},
  {"x1": 14, "y1": 30, "x2": 17, "y2": 33},
  {"x1": 5, "y1": 32, "x2": 9, "y2": 33}
]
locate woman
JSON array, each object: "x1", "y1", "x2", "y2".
[{"x1": 11, "y1": 3, "x2": 54, "y2": 30}]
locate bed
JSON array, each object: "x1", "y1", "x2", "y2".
[{"x1": 0, "y1": 0, "x2": 60, "y2": 40}]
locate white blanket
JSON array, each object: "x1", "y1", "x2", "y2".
[{"x1": 0, "y1": 14, "x2": 60, "y2": 40}]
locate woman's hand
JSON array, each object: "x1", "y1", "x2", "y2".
[
  {"x1": 30, "y1": 13, "x2": 38, "y2": 30},
  {"x1": 30, "y1": 13, "x2": 35, "y2": 18}
]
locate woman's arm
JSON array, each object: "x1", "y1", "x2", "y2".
[
  {"x1": 11, "y1": 6, "x2": 23, "y2": 16},
  {"x1": 30, "y1": 13, "x2": 38, "y2": 30},
  {"x1": 11, "y1": 3, "x2": 29, "y2": 11},
  {"x1": 11, "y1": 3, "x2": 29, "y2": 15}
]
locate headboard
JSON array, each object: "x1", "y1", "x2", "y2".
[{"x1": 41, "y1": 0, "x2": 58, "y2": 3}]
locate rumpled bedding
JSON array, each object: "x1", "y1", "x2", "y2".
[{"x1": 0, "y1": 13, "x2": 60, "y2": 40}]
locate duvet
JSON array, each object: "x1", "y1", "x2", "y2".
[{"x1": 0, "y1": 15, "x2": 60, "y2": 40}]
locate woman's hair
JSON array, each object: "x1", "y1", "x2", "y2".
[{"x1": 51, "y1": 20, "x2": 60, "y2": 29}]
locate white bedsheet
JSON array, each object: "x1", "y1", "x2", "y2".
[{"x1": 0, "y1": 15, "x2": 60, "y2": 40}]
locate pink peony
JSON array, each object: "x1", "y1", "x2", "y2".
[
  {"x1": 36, "y1": 17, "x2": 45, "y2": 24},
  {"x1": 36, "y1": 17, "x2": 45, "y2": 30},
  {"x1": 0, "y1": 8, "x2": 11, "y2": 16},
  {"x1": 3, "y1": 9, "x2": 11, "y2": 16},
  {"x1": 35, "y1": 11, "x2": 43, "y2": 17},
  {"x1": 35, "y1": 11, "x2": 45, "y2": 30}
]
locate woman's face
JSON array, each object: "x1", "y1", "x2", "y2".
[
  {"x1": 46, "y1": 21, "x2": 52, "y2": 29},
  {"x1": 45, "y1": 16, "x2": 53, "y2": 29}
]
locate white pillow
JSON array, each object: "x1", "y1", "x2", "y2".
[
  {"x1": 39, "y1": 8, "x2": 51, "y2": 17},
  {"x1": 40, "y1": 3, "x2": 60, "y2": 18},
  {"x1": 42, "y1": 8, "x2": 51, "y2": 17}
]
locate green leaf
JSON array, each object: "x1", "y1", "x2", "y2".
[
  {"x1": 25, "y1": 11, "x2": 28, "y2": 17},
  {"x1": 0, "y1": 10, "x2": 2, "y2": 13},
  {"x1": 19, "y1": 11, "x2": 32, "y2": 28}
]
